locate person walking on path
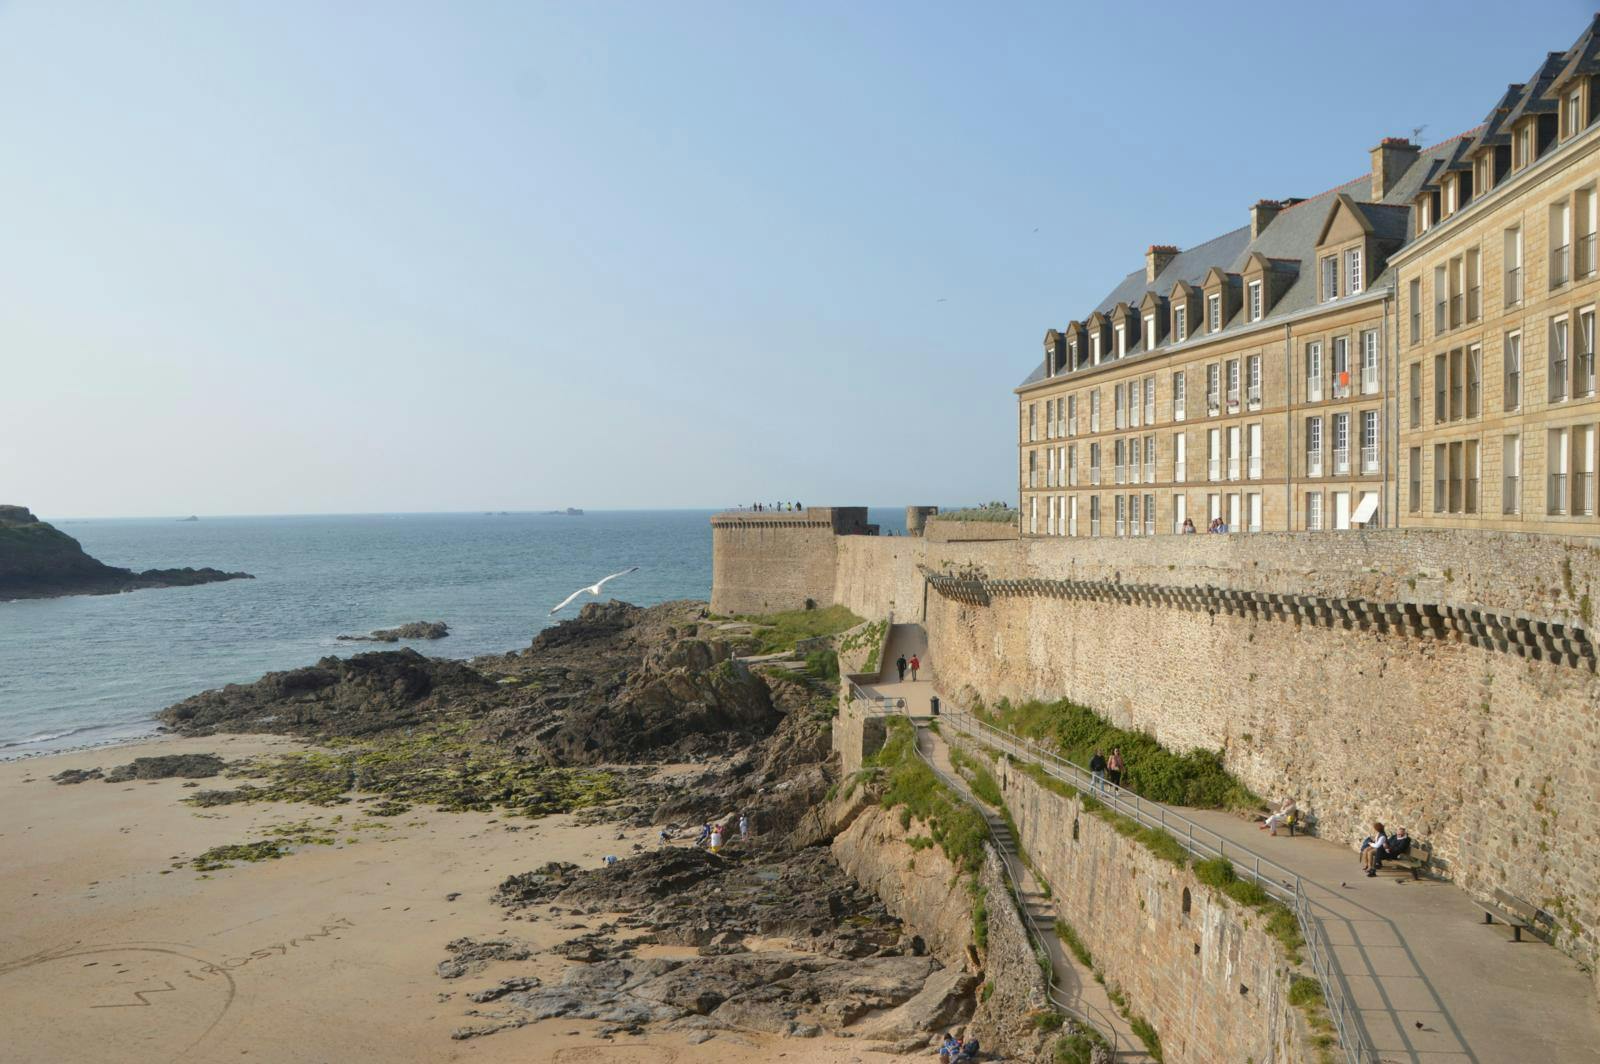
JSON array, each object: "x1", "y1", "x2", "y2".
[
  {"x1": 1106, "y1": 748, "x2": 1124, "y2": 789},
  {"x1": 1089, "y1": 750, "x2": 1108, "y2": 793},
  {"x1": 909, "y1": 654, "x2": 920, "y2": 682},
  {"x1": 896, "y1": 654, "x2": 908, "y2": 682},
  {"x1": 738, "y1": 813, "x2": 749, "y2": 841}
]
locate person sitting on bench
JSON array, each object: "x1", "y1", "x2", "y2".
[
  {"x1": 1260, "y1": 796, "x2": 1298, "y2": 836},
  {"x1": 1382, "y1": 827, "x2": 1411, "y2": 860},
  {"x1": 1359, "y1": 822, "x2": 1388, "y2": 877},
  {"x1": 956, "y1": 1037, "x2": 981, "y2": 1063}
]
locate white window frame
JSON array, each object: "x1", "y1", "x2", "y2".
[
  {"x1": 1346, "y1": 248, "x2": 1363, "y2": 295},
  {"x1": 1248, "y1": 280, "x2": 1263, "y2": 322},
  {"x1": 1174, "y1": 305, "x2": 1187, "y2": 343},
  {"x1": 1361, "y1": 330, "x2": 1380, "y2": 394},
  {"x1": 1208, "y1": 293, "x2": 1221, "y2": 333}
]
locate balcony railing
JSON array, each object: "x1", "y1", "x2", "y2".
[
  {"x1": 1435, "y1": 478, "x2": 1447, "y2": 513},
  {"x1": 1129, "y1": 463, "x2": 1140, "y2": 484},
  {"x1": 1206, "y1": 394, "x2": 1221, "y2": 417},
  {"x1": 1090, "y1": 467, "x2": 1102, "y2": 486},
  {"x1": 1334, "y1": 446, "x2": 1350, "y2": 474},
  {"x1": 1173, "y1": 400, "x2": 1186, "y2": 421},
  {"x1": 1226, "y1": 456, "x2": 1240, "y2": 480},
  {"x1": 1174, "y1": 461, "x2": 1186, "y2": 482},
  {"x1": 1145, "y1": 402, "x2": 1156, "y2": 423},
  {"x1": 1068, "y1": 416, "x2": 1078, "y2": 435},
  {"x1": 1068, "y1": 467, "x2": 1078, "y2": 487},
  {"x1": 1047, "y1": 470, "x2": 1056, "y2": 487},
  {"x1": 1306, "y1": 376, "x2": 1323, "y2": 402},
  {"x1": 1047, "y1": 418, "x2": 1056, "y2": 438},
  {"x1": 1307, "y1": 452, "x2": 1323, "y2": 477},
  {"x1": 1362, "y1": 366, "x2": 1379, "y2": 394},
  {"x1": 1578, "y1": 350, "x2": 1597, "y2": 397},
  {"x1": 1090, "y1": 517, "x2": 1101, "y2": 537},
  {"x1": 1467, "y1": 476, "x2": 1481, "y2": 515},
  {"x1": 1504, "y1": 475, "x2": 1520, "y2": 514},
  {"x1": 1409, "y1": 480, "x2": 1421, "y2": 512},
  {"x1": 1549, "y1": 472, "x2": 1569, "y2": 515},
  {"x1": 1553, "y1": 243, "x2": 1571, "y2": 288},
  {"x1": 1248, "y1": 455, "x2": 1262, "y2": 479},
  {"x1": 1208, "y1": 456, "x2": 1221, "y2": 480},
  {"x1": 1579, "y1": 472, "x2": 1596, "y2": 516},
  {"x1": 1247, "y1": 385, "x2": 1261, "y2": 409},
  {"x1": 1506, "y1": 370, "x2": 1520, "y2": 407},
  {"x1": 1028, "y1": 471, "x2": 1038, "y2": 488},
  {"x1": 1144, "y1": 461, "x2": 1156, "y2": 482},
  {"x1": 1227, "y1": 388, "x2": 1241, "y2": 413},
  {"x1": 1434, "y1": 301, "x2": 1447, "y2": 334},
  {"x1": 1449, "y1": 292, "x2": 1463, "y2": 329},
  {"x1": 1114, "y1": 464, "x2": 1126, "y2": 485},
  {"x1": 1449, "y1": 477, "x2": 1463, "y2": 513},
  {"x1": 1579, "y1": 232, "x2": 1597, "y2": 278},
  {"x1": 1467, "y1": 284, "x2": 1481, "y2": 322},
  {"x1": 1333, "y1": 376, "x2": 1352, "y2": 400},
  {"x1": 1552, "y1": 358, "x2": 1570, "y2": 402},
  {"x1": 1362, "y1": 445, "x2": 1379, "y2": 473},
  {"x1": 1115, "y1": 517, "x2": 1125, "y2": 536},
  {"x1": 1144, "y1": 513, "x2": 1155, "y2": 536},
  {"x1": 1505, "y1": 266, "x2": 1523, "y2": 307},
  {"x1": 1091, "y1": 413, "x2": 1101, "y2": 432}
]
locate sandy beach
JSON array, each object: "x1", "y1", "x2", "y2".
[{"x1": 0, "y1": 735, "x2": 915, "y2": 1064}]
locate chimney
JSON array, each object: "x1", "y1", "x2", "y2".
[
  {"x1": 1370, "y1": 137, "x2": 1421, "y2": 199},
  {"x1": 1146, "y1": 245, "x2": 1179, "y2": 282},
  {"x1": 1250, "y1": 199, "x2": 1285, "y2": 239}
]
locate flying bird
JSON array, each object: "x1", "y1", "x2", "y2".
[{"x1": 549, "y1": 567, "x2": 639, "y2": 615}]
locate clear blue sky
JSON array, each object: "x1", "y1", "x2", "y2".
[{"x1": 2, "y1": 1, "x2": 1590, "y2": 517}]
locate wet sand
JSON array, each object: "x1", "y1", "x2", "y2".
[{"x1": 0, "y1": 735, "x2": 916, "y2": 1063}]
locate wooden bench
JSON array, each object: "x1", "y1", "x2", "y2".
[
  {"x1": 1475, "y1": 888, "x2": 1555, "y2": 942},
  {"x1": 1382, "y1": 839, "x2": 1432, "y2": 880}
]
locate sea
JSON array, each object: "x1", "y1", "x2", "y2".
[{"x1": 0, "y1": 508, "x2": 910, "y2": 758}]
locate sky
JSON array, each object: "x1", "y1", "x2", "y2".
[{"x1": 2, "y1": 1, "x2": 1593, "y2": 518}]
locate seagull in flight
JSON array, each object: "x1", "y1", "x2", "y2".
[{"x1": 549, "y1": 567, "x2": 639, "y2": 615}]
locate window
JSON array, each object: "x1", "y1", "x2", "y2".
[
  {"x1": 1409, "y1": 278, "x2": 1421, "y2": 345},
  {"x1": 1226, "y1": 359, "x2": 1241, "y2": 412},
  {"x1": 1115, "y1": 383, "x2": 1126, "y2": 429},
  {"x1": 1130, "y1": 381, "x2": 1142, "y2": 427},
  {"x1": 1174, "y1": 305, "x2": 1188, "y2": 343},
  {"x1": 1028, "y1": 449, "x2": 1038, "y2": 488},
  {"x1": 1248, "y1": 281, "x2": 1263, "y2": 322},
  {"x1": 1503, "y1": 435, "x2": 1521, "y2": 515},
  {"x1": 1333, "y1": 413, "x2": 1350, "y2": 474},
  {"x1": 1247, "y1": 355, "x2": 1262, "y2": 409},
  {"x1": 1115, "y1": 323, "x2": 1127, "y2": 358},
  {"x1": 1305, "y1": 341, "x2": 1323, "y2": 401},
  {"x1": 1207, "y1": 493, "x2": 1221, "y2": 525},
  {"x1": 1145, "y1": 377, "x2": 1156, "y2": 424},
  {"x1": 1577, "y1": 426, "x2": 1596, "y2": 516},
  {"x1": 1090, "y1": 495, "x2": 1101, "y2": 536},
  {"x1": 1029, "y1": 403, "x2": 1038, "y2": 442},
  {"x1": 1568, "y1": 89, "x2": 1584, "y2": 139},
  {"x1": 1306, "y1": 416, "x2": 1323, "y2": 477},
  {"x1": 1227, "y1": 492, "x2": 1241, "y2": 532},
  {"x1": 1208, "y1": 293, "x2": 1221, "y2": 333},
  {"x1": 1091, "y1": 332, "x2": 1102, "y2": 364},
  {"x1": 1433, "y1": 443, "x2": 1446, "y2": 514},
  {"x1": 1333, "y1": 336, "x2": 1351, "y2": 398},
  {"x1": 1505, "y1": 227, "x2": 1524, "y2": 307},
  {"x1": 1090, "y1": 390, "x2": 1101, "y2": 432},
  {"x1": 1468, "y1": 345, "x2": 1482, "y2": 417},
  {"x1": 1306, "y1": 491, "x2": 1323, "y2": 530},
  {"x1": 1579, "y1": 187, "x2": 1597, "y2": 278},
  {"x1": 1047, "y1": 496, "x2": 1056, "y2": 535},
  {"x1": 1505, "y1": 332, "x2": 1522, "y2": 411},
  {"x1": 1517, "y1": 122, "x2": 1533, "y2": 170},
  {"x1": 1321, "y1": 256, "x2": 1337, "y2": 302},
  {"x1": 1356, "y1": 490, "x2": 1377, "y2": 529},
  {"x1": 1450, "y1": 348, "x2": 1464, "y2": 421},
  {"x1": 1115, "y1": 494, "x2": 1126, "y2": 537},
  {"x1": 1144, "y1": 493, "x2": 1155, "y2": 536},
  {"x1": 1069, "y1": 339, "x2": 1078, "y2": 367},
  {"x1": 1207, "y1": 428, "x2": 1222, "y2": 481},
  {"x1": 1206, "y1": 364, "x2": 1221, "y2": 416},
  {"x1": 1067, "y1": 444, "x2": 1078, "y2": 486},
  {"x1": 1434, "y1": 264, "x2": 1448, "y2": 334},
  {"x1": 1173, "y1": 432, "x2": 1187, "y2": 481},
  {"x1": 1128, "y1": 494, "x2": 1139, "y2": 536},
  {"x1": 1467, "y1": 248, "x2": 1482, "y2": 322},
  {"x1": 1552, "y1": 201, "x2": 1572, "y2": 289},
  {"x1": 1144, "y1": 433, "x2": 1156, "y2": 483},
  {"x1": 1450, "y1": 255, "x2": 1464, "y2": 328},
  {"x1": 1345, "y1": 248, "x2": 1363, "y2": 295},
  {"x1": 1030, "y1": 497, "x2": 1037, "y2": 535},
  {"x1": 1068, "y1": 495, "x2": 1078, "y2": 536},
  {"x1": 1172, "y1": 371, "x2": 1186, "y2": 420},
  {"x1": 1579, "y1": 309, "x2": 1597, "y2": 398},
  {"x1": 1144, "y1": 314, "x2": 1156, "y2": 349},
  {"x1": 1114, "y1": 438, "x2": 1126, "y2": 484},
  {"x1": 1089, "y1": 442, "x2": 1102, "y2": 485},
  {"x1": 1361, "y1": 411, "x2": 1379, "y2": 473},
  {"x1": 1449, "y1": 441, "x2": 1467, "y2": 513},
  {"x1": 1247, "y1": 423, "x2": 1262, "y2": 479},
  {"x1": 1446, "y1": 177, "x2": 1458, "y2": 216},
  {"x1": 1434, "y1": 354, "x2": 1447, "y2": 423},
  {"x1": 1467, "y1": 438, "x2": 1482, "y2": 515},
  {"x1": 1409, "y1": 447, "x2": 1422, "y2": 513},
  {"x1": 1129, "y1": 437, "x2": 1141, "y2": 484},
  {"x1": 1549, "y1": 427, "x2": 1570, "y2": 515},
  {"x1": 1046, "y1": 400, "x2": 1056, "y2": 439},
  {"x1": 1173, "y1": 492, "x2": 1187, "y2": 535},
  {"x1": 1227, "y1": 424, "x2": 1242, "y2": 480},
  {"x1": 1551, "y1": 316, "x2": 1571, "y2": 403},
  {"x1": 1247, "y1": 492, "x2": 1261, "y2": 533},
  {"x1": 1361, "y1": 330, "x2": 1379, "y2": 394},
  {"x1": 1067, "y1": 394, "x2": 1078, "y2": 435},
  {"x1": 1047, "y1": 446, "x2": 1057, "y2": 487},
  {"x1": 1409, "y1": 362, "x2": 1422, "y2": 428}
]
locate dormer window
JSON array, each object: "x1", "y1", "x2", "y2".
[
  {"x1": 1445, "y1": 178, "x2": 1458, "y2": 216},
  {"x1": 1208, "y1": 294, "x2": 1221, "y2": 333},
  {"x1": 1069, "y1": 340, "x2": 1078, "y2": 367},
  {"x1": 1516, "y1": 123, "x2": 1533, "y2": 169},
  {"x1": 1321, "y1": 256, "x2": 1338, "y2": 301},
  {"x1": 1568, "y1": 89, "x2": 1584, "y2": 139},
  {"x1": 1091, "y1": 332, "x2": 1101, "y2": 365},
  {"x1": 1419, "y1": 197, "x2": 1433, "y2": 234},
  {"x1": 1475, "y1": 155, "x2": 1491, "y2": 196},
  {"x1": 1115, "y1": 323, "x2": 1126, "y2": 358},
  {"x1": 1174, "y1": 306, "x2": 1187, "y2": 342},
  {"x1": 1345, "y1": 248, "x2": 1363, "y2": 295},
  {"x1": 1143, "y1": 314, "x2": 1155, "y2": 348},
  {"x1": 1247, "y1": 281, "x2": 1263, "y2": 322}
]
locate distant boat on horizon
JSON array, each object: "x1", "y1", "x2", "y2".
[
  {"x1": 178, "y1": 515, "x2": 199, "y2": 522},
  {"x1": 537, "y1": 508, "x2": 584, "y2": 516}
]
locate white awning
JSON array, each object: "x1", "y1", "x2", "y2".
[{"x1": 1351, "y1": 492, "x2": 1379, "y2": 525}]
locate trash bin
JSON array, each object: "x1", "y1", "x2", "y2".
[{"x1": 930, "y1": 696, "x2": 941, "y2": 716}]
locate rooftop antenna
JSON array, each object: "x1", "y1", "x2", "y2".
[{"x1": 1411, "y1": 124, "x2": 1428, "y2": 145}]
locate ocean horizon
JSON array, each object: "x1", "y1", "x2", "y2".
[{"x1": 0, "y1": 507, "x2": 912, "y2": 757}]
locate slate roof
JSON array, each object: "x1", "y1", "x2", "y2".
[{"x1": 1017, "y1": 15, "x2": 1600, "y2": 390}]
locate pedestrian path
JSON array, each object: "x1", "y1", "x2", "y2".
[
  {"x1": 938, "y1": 706, "x2": 1600, "y2": 1064},
  {"x1": 856, "y1": 623, "x2": 934, "y2": 715},
  {"x1": 915, "y1": 724, "x2": 1154, "y2": 1062}
]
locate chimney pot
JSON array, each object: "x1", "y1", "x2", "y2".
[
  {"x1": 1250, "y1": 199, "x2": 1285, "y2": 239},
  {"x1": 1146, "y1": 245, "x2": 1180, "y2": 282}
]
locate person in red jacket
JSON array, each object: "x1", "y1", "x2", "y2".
[{"x1": 909, "y1": 654, "x2": 920, "y2": 682}]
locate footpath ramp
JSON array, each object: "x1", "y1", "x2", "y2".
[{"x1": 859, "y1": 624, "x2": 934, "y2": 716}]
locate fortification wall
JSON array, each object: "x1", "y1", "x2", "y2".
[
  {"x1": 924, "y1": 517, "x2": 1021, "y2": 543},
  {"x1": 709, "y1": 507, "x2": 872, "y2": 615},
  {"x1": 959, "y1": 732, "x2": 1315, "y2": 1064}
]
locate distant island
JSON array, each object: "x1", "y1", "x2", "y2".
[
  {"x1": 0, "y1": 505, "x2": 253, "y2": 601},
  {"x1": 178, "y1": 515, "x2": 199, "y2": 522},
  {"x1": 543, "y1": 507, "x2": 583, "y2": 516},
  {"x1": 337, "y1": 620, "x2": 449, "y2": 643}
]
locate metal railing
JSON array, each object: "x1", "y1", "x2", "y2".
[
  {"x1": 908, "y1": 726, "x2": 1122, "y2": 1055},
  {"x1": 938, "y1": 708, "x2": 1378, "y2": 1064},
  {"x1": 1552, "y1": 243, "x2": 1571, "y2": 288},
  {"x1": 1505, "y1": 266, "x2": 1523, "y2": 307},
  {"x1": 1580, "y1": 232, "x2": 1597, "y2": 278}
]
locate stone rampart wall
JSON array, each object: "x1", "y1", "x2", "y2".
[
  {"x1": 709, "y1": 508, "x2": 863, "y2": 615},
  {"x1": 924, "y1": 518, "x2": 1021, "y2": 543},
  {"x1": 955, "y1": 731, "x2": 1314, "y2": 1064}
]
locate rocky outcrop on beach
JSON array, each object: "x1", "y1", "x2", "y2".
[
  {"x1": 337, "y1": 621, "x2": 449, "y2": 642},
  {"x1": 0, "y1": 504, "x2": 252, "y2": 600},
  {"x1": 159, "y1": 649, "x2": 496, "y2": 739}
]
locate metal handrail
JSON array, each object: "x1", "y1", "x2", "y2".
[
  {"x1": 939, "y1": 708, "x2": 1377, "y2": 1064},
  {"x1": 910, "y1": 725, "x2": 1122, "y2": 1056}
]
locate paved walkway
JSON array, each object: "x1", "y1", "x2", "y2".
[
  {"x1": 917, "y1": 724, "x2": 1154, "y2": 1062},
  {"x1": 939, "y1": 707, "x2": 1600, "y2": 1064},
  {"x1": 857, "y1": 623, "x2": 935, "y2": 714}
]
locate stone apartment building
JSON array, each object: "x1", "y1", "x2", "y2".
[{"x1": 1017, "y1": 14, "x2": 1600, "y2": 538}]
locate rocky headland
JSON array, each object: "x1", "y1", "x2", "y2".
[{"x1": 0, "y1": 504, "x2": 252, "y2": 600}]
